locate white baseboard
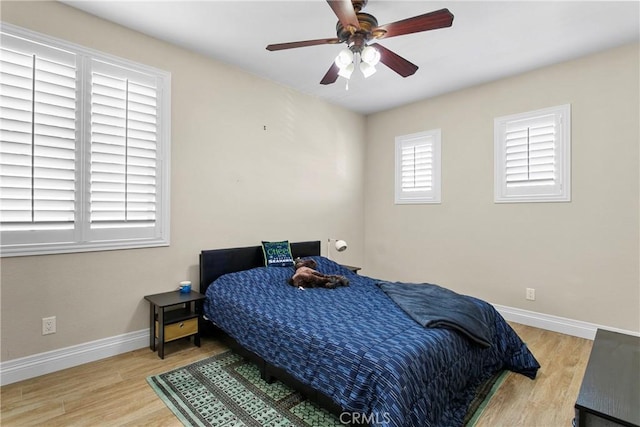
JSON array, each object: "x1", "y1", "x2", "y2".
[
  {"x1": 0, "y1": 329, "x2": 148, "y2": 386},
  {"x1": 2, "y1": 307, "x2": 639, "y2": 387},
  {"x1": 493, "y1": 304, "x2": 640, "y2": 340}
]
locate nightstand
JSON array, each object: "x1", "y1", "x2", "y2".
[
  {"x1": 341, "y1": 264, "x2": 361, "y2": 274},
  {"x1": 144, "y1": 290, "x2": 206, "y2": 359}
]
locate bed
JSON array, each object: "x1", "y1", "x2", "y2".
[{"x1": 199, "y1": 241, "x2": 539, "y2": 427}]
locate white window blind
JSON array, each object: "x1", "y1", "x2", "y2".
[
  {"x1": 395, "y1": 130, "x2": 441, "y2": 204},
  {"x1": 89, "y1": 62, "x2": 158, "y2": 230},
  {"x1": 0, "y1": 24, "x2": 170, "y2": 257},
  {"x1": 1, "y1": 34, "x2": 77, "y2": 240},
  {"x1": 494, "y1": 105, "x2": 570, "y2": 203},
  {"x1": 504, "y1": 115, "x2": 556, "y2": 187}
]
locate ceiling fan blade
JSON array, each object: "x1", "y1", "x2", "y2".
[
  {"x1": 326, "y1": 0, "x2": 360, "y2": 32},
  {"x1": 266, "y1": 38, "x2": 341, "y2": 51},
  {"x1": 370, "y1": 43, "x2": 418, "y2": 78},
  {"x1": 373, "y1": 8, "x2": 454, "y2": 39},
  {"x1": 320, "y1": 63, "x2": 340, "y2": 85}
]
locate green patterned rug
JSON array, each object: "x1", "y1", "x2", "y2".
[{"x1": 147, "y1": 350, "x2": 506, "y2": 427}]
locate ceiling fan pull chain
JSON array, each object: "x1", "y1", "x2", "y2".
[{"x1": 346, "y1": 80, "x2": 349, "y2": 91}]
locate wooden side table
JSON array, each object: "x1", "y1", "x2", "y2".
[{"x1": 144, "y1": 290, "x2": 206, "y2": 359}]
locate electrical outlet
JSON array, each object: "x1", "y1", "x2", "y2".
[
  {"x1": 42, "y1": 316, "x2": 56, "y2": 335},
  {"x1": 526, "y1": 288, "x2": 536, "y2": 301}
]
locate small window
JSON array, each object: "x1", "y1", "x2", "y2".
[
  {"x1": 494, "y1": 104, "x2": 571, "y2": 203},
  {"x1": 395, "y1": 129, "x2": 441, "y2": 204},
  {"x1": 0, "y1": 23, "x2": 171, "y2": 256}
]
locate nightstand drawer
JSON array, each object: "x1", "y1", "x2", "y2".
[{"x1": 156, "y1": 317, "x2": 198, "y2": 342}]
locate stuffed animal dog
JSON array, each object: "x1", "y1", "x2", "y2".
[{"x1": 288, "y1": 258, "x2": 349, "y2": 289}]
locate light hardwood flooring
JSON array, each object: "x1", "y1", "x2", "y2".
[{"x1": 1, "y1": 323, "x2": 592, "y2": 426}]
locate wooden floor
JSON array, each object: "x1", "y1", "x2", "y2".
[{"x1": 1, "y1": 323, "x2": 592, "y2": 426}]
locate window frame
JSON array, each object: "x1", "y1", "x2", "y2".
[
  {"x1": 494, "y1": 104, "x2": 571, "y2": 203},
  {"x1": 0, "y1": 23, "x2": 171, "y2": 257},
  {"x1": 394, "y1": 129, "x2": 442, "y2": 205}
]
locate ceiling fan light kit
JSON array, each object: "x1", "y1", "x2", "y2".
[
  {"x1": 335, "y1": 46, "x2": 377, "y2": 80},
  {"x1": 265, "y1": 0, "x2": 454, "y2": 86}
]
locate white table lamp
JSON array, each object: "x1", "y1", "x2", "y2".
[{"x1": 328, "y1": 238, "x2": 348, "y2": 260}]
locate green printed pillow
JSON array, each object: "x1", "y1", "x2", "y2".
[{"x1": 261, "y1": 240, "x2": 294, "y2": 267}]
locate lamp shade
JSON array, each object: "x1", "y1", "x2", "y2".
[
  {"x1": 334, "y1": 239, "x2": 348, "y2": 252},
  {"x1": 360, "y1": 61, "x2": 376, "y2": 78},
  {"x1": 327, "y1": 238, "x2": 348, "y2": 259},
  {"x1": 335, "y1": 48, "x2": 354, "y2": 68},
  {"x1": 361, "y1": 45, "x2": 380, "y2": 66},
  {"x1": 337, "y1": 62, "x2": 354, "y2": 79}
]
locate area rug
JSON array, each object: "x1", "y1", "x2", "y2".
[{"x1": 147, "y1": 351, "x2": 507, "y2": 427}]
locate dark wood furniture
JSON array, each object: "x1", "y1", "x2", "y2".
[
  {"x1": 574, "y1": 329, "x2": 640, "y2": 427},
  {"x1": 144, "y1": 290, "x2": 205, "y2": 359},
  {"x1": 198, "y1": 241, "x2": 354, "y2": 421},
  {"x1": 199, "y1": 240, "x2": 321, "y2": 292},
  {"x1": 197, "y1": 240, "x2": 537, "y2": 427},
  {"x1": 199, "y1": 241, "x2": 322, "y2": 339}
]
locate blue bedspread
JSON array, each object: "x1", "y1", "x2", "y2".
[{"x1": 204, "y1": 257, "x2": 539, "y2": 427}]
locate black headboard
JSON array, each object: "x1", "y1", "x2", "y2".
[{"x1": 199, "y1": 241, "x2": 321, "y2": 295}]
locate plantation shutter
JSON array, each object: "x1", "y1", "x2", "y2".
[
  {"x1": 395, "y1": 130, "x2": 441, "y2": 204},
  {"x1": 89, "y1": 61, "x2": 158, "y2": 231},
  {"x1": 0, "y1": 36, "x2": 77, "y2": 233},
  {"x1": 504, "y1": 114, "x2": 556, "y2": 188},
  {"x1": 401, "y1": 139, "x2": 433, "y2": 194},
  {"x1": 494, "y1": 104, "x2": 570, "y2": 203},
  {"x1": 1, "y1": 24, "x2": 170, "y2": 256}
]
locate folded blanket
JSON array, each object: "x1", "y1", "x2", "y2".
[{"x1": 378, "y1": 281, "x2": 493, "y2": 347}]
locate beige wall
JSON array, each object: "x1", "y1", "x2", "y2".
[
  {"x1": 0, "y1": 1, "x2": 366, "y2": 361},
  {"x1": 364, "y1": 43, "x2": 640, "y2": 332},
  {"x1": 1, "y1": 1, "x2": 638, "y2": 365}
]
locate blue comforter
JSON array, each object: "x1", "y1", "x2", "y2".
[{"x1": 204, "y1": 257, "x2": 539, "y2": 427}]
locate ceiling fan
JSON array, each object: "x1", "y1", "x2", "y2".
[{"x1": 266, "y1": 0, "x2": 454, "y2": 85}]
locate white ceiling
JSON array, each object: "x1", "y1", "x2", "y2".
[{"x1": 61, "y1": 1, "x2": 639, "y2": 115}]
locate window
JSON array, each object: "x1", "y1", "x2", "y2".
[
  {"x1": 0, "y1": 24, "x2": 171, "y2": 257},
  {"x1": 494, "y1": 104, "x2": 570, "y2": 203},
  {"x1": 395, "y1": 129, "x2": 441, "y2": 204}
]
